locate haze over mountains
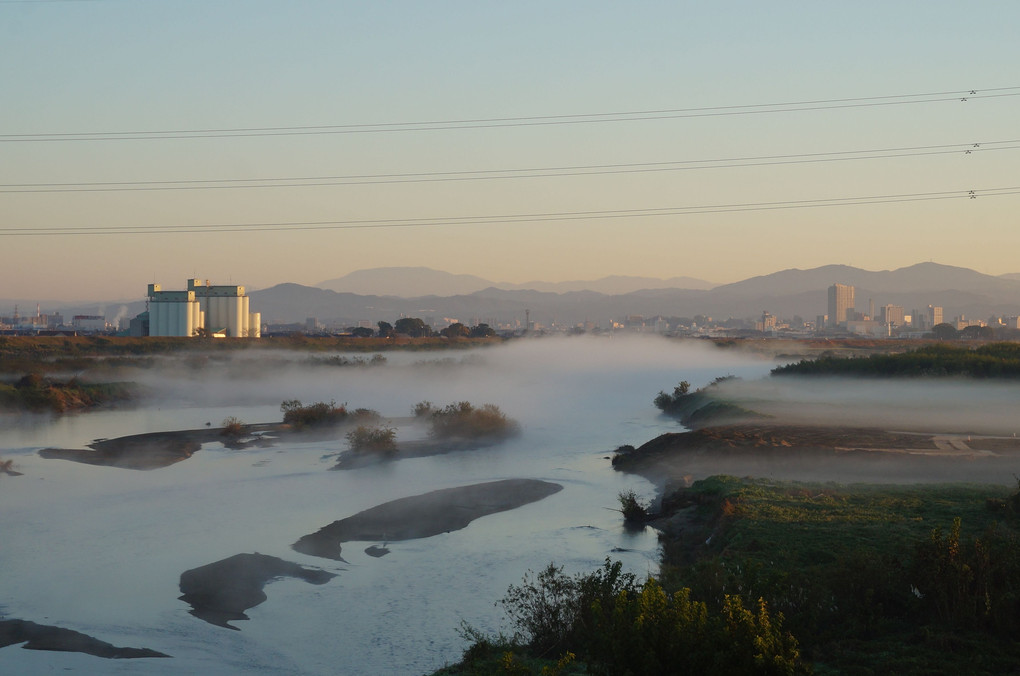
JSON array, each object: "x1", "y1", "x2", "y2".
[
  {"x1": 9, "y1": 263, "x2": 1020, "y2": 328},
  {"x1": 255, "y1": 262, "x2": 1020, "y2": 326},
  {"x1": 317, "y1": 267, "x2": 717, "y2": 297}
]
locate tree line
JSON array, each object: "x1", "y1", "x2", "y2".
[
  {"x1": 345, "y1": 318, "x2": 496, "y2": 339},
  {"x1": 773, "y1": 342, "x2": 1020, "y2": 378}
]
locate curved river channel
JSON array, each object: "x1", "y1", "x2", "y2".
[{"x1": 0, "y1": 336, "x2": 775, "y2": 675}]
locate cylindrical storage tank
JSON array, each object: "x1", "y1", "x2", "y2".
[
  {"x1": 207, "y1": 297, "x2": 219, "y2": 333},
  {"x1": 214, "y1": 296, "x2": 226, "y2": 333},
  {"x1": 156, "y1": 301, "x2": 169, "y2": 336},
  {"x1": 163, "y1": 302, "x2": 173, "y2": 337},
  {"x1": 183, "y1": 301, "x2": 194, "y2": 337},
  {"x1": 191, "y1": 302, "x2": 201, "y2": 336},
  {"x1": 150, "y1": 302, "x2": 160, "y2": 336},
  {"x1": 249, "y1": 312, "x2": 261, "y2": 338},
  {"x1": 170, "y1": 302, "x2": 182, "y2": 337},
  {"x1": 241, "y1": 296, "x2": 250, "y2": 337},
  {"x1": 233, "y1": 296, "x2": 243, "y2": 337}
]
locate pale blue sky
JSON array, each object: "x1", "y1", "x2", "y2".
[{"x1": 2, "y1": 1, "x2": 1019, "y2": 300}]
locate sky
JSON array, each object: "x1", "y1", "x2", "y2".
[{"x1": 2, "y1": 1, "x2": 1020, "y2": 301}]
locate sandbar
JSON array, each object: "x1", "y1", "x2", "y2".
[{"x1": 293, "y1": 478, "x2": 563, "y2": 560}]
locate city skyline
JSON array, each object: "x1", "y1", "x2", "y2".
[{"x1": 3, "y1": 2, "x2": 1020, "y2": 300}]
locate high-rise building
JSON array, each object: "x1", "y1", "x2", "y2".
[
  {"x1": 827, "y1": 283, "x2": 855, "y2": 328},
  {"x1": 881, "y1": 305, "x2": 905, "y2": 327},
  {"x1": 927, "y1": 305, "x2": 944, "y2": 328}
]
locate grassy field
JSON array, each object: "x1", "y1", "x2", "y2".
[
  {"x1": 658, "y1": 476, "x2": 1020, "y2": 675},
  {"x1": 435, "y1": 476, "x2": 1020, "y2": 675}
]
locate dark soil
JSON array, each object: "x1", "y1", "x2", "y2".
[
  {"x1": 0, "y1": 619, "x2": 169, "y2": 658},
  {"x1": 178, "y1": 552, "x2": 336, "y2": 630},
  {"x1": 293, "y1": 479, "x2": 563, "y2": 560}
]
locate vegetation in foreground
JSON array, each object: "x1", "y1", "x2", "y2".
[
  {"x1": 439, "y1": 477, "x2": 1020, "y2": 675},
  {"x1": 657, "y1": 476, "x2": 1020, "y2": 675},
  {"x1": 0, "y1": 374, "x2": 133, "y2": 413},
  {"x1": 438, "y1": 558, "x2": 804, "y2": 676},
  {"x1": 773, "y1": 341, "x2": 1020, "y2": 378}
]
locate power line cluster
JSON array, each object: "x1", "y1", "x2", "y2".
[
  {"x1": 4, "y1": 186, "x2": 1018, "y2": 237},
  {"x1": 1, "y1": 139, "x2": 1018, "y2": 194},
  {"x1": 2, "y1": 87, "x2": 1019, "y2": 142},
  {"x1": 2, "y1": 85, "x2": 1018, "y2": 238}
]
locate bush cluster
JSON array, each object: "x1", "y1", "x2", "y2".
[
  {"x1": 457, "y1": 559, "x2": 804, "y2": 675},
  {"x1": 422, "y1": 401, "x2": 520, "y2": 440},
  {"x1": 345, "y1": 425, "x2": 397, "y2": 454},
  {"x1": 280, "y1": 399, "x2": 348, "y2": 429}
]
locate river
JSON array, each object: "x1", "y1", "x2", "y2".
[{"x1": 0, "y1": 336, "x2": 775, "y2": 675}]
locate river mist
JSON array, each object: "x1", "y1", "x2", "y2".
[{"x1": 0, "y1": 336, "x2": 774, "y2": 674}]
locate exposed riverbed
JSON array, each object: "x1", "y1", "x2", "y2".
[{"x1": 0, "y1": 337, "x2": 775, "y2": 674}]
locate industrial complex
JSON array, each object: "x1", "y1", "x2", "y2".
[{"x1": 142, "y1": 279, "x2": 261, "y2": 338}]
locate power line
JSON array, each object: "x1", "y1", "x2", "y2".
[
  {"x1": 3, "y1": 186, "x2": 1017, "y2": 237},
  {"x1": 2, "y1": 139, "x2": 1017, "y2": 194},
  {"x1": 2, "y1": 87, "x2": 1018, "y2": 142}
]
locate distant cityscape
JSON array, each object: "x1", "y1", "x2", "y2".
[{"x1": 1, "y1": 273, "x2": 1017, "y2": 340}]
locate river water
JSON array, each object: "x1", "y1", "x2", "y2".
[{"x1": 0, "y1": 336, "x2": 775, "y2": 675}]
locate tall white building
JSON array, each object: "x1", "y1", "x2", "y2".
[{"x1": 147, "y1": 279, "x2": 260, "y2": 338}]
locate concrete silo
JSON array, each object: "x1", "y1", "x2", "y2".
[{"x1": 145, "y1": 279, "x2": 260, "y2": 338}]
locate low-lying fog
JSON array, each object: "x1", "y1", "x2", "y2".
[
  {"x1": 0, "y1": 336, "x2": 773, "y2": 675},
  {"x1": 5, "y1": 336, "x2": 1020, "y2": 674},
  {"x1": 713, "y1": 375, "x2": 1020, "y2": 436}
]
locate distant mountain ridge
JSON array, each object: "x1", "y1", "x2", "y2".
[
  {"x1": 13, "y1": 262, "x2": 1020, "y2": 328},
  {"x1": 317, "y1": 266, "x2": 716, "y2": 297},
  {"x1": 249, "y1": 262, "x2": 1020, "y2": 325}
]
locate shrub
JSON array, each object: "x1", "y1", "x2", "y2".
[
  {"x1": 280, "y1": 399, "x2": 348, "y2": 429},
  {"x1": 220, "y1": 416, "x2": 245, "y2": 437},
  {"x1": 428, "y1": 401, "x2": 519, "y2": 440},
  {"x1": 346, "y1": 425, "x2": 397, "y2": 454},
  {"x1": 494, "y1": 560, "x2": 805, "y2": 675},
  {"x1": 618, "y1": 490, "x2": 649, "y2": 523},
  {"x1": 413, "y1": 400, "x2": 434, "y2": 418},
  {"x1": 653, "y1": 380, "x2": 691, "y2": 412}
]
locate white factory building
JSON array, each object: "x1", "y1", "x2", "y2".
[{"x1": 147, "y1": 279, "x2": 261, "y2": 338}]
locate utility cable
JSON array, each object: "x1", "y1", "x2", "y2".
[
  {"x1": 2, "y1": 87, "x2": 1018, "y2": 142},
  {"x1": 2, "y1": 186, "x2": 1017, "y2": 236},
  {"x1": 2, "y1": 139, "x2": 1017, "y2": 194}
]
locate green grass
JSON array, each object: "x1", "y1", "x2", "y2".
[{"x1": 661, "y1": 476, "x2": 1020, "y2": 675}]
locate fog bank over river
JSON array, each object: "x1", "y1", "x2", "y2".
[{"x1": 0, "y1": 337, "x2": 774, "y2": 675}]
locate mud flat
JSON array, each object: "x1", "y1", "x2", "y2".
[
  {"x1": 0, "y1": 618, "x2": 169, "y2": 659},
  {"x1": 331, "y1": 437, "x2": 504, "y2": 469},
  {"x1": 614, "y1": 423, "x2": 1020, "y2": 487},
  {"x1": 293, "y1": 479, "x2": 563, "y2": 560},
  {"x1": 178, "y1": 553, "x2": 336, "y2": 630},
  {"x1": 36, "y1": 423, "x2": 288, "y2": 470}
]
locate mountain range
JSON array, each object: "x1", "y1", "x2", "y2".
[
  {"x1": 7, "y1": 263, "x2": 1020, "y2": 328},
  {"x1": 251, "y1": 262, "x2": 1020, "y2": 326},
  {"x1": 317, "y1": 267, "x2": 716, "y2": 297}
]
